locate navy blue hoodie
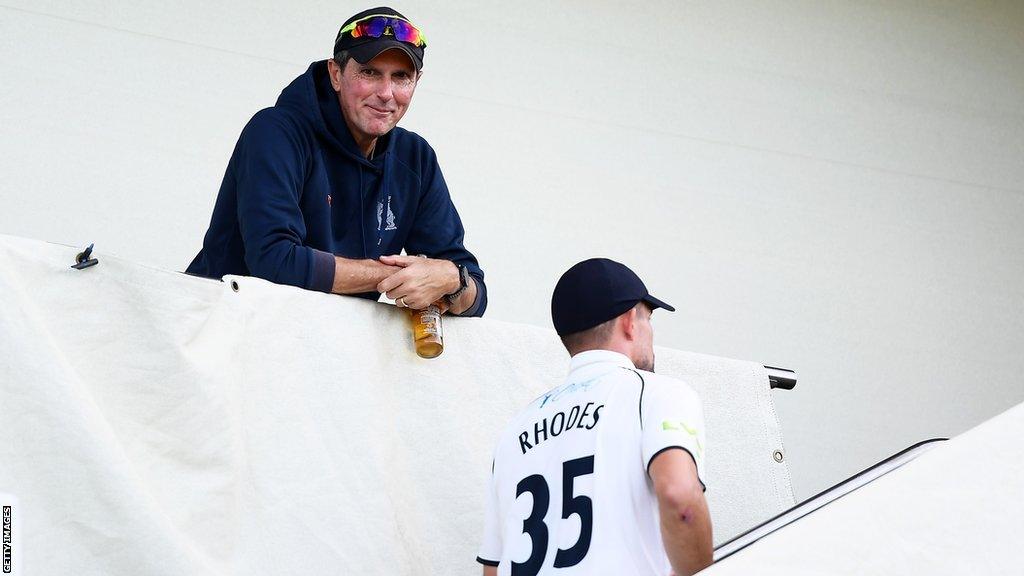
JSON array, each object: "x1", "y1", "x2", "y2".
[{"x1": 187, "y1": 60, "x2": 486, "y2": 316}]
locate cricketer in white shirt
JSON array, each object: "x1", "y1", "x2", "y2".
[{"x1": 477, "y1": 348, "x2": 710, "y2": 575}]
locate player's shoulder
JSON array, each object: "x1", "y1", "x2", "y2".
[
  {"x1": 503, "y1": 381, "x2": 566, "y2": 430},
  {"x1": 632, "y1": 369, "x2": 702, "y2": 403},
  {"x1": 492, "y1": 376, "x2": 592, "y2": 439}
]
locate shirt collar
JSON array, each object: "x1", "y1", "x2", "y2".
[{"x1": 568, "y1": 349, "x2": 636, "y2": 374}]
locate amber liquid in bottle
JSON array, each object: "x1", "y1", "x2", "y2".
[{"x1": 409, "y1": 300, "x2": 446, "y2": 359}]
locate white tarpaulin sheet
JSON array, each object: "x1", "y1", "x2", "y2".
[
  {"x1": 705, "y1": 401, "x2": 1024, "y2": 574},
  {"x1": 0, "y1": 234, "x2": 793, "y2": 575}
]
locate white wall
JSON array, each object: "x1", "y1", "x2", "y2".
[{"x1": 2, "y1": 0, "x2": 1022, "y2": 501}]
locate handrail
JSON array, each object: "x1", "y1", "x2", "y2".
[{"x1": 712, "y1": 438, "x2": 948, "y2": 563}]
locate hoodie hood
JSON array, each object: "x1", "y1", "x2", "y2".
[{"x1": 275, "y1": 60, "x2": 392, "y2": 170}]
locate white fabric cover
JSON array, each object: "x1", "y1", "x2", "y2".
[
  {"x1": 0, "y1": 234, "x2": 793, "y2": 575},
  {"x1": 705, "y1": 401, "x2": 1024, "y2": 575}
]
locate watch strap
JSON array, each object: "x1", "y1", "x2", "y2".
[{"x1": 445, "y1": 263, "x2": 470, "y2": 304}]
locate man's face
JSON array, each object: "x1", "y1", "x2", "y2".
[
  {"x1": 330, "y1": 49, "x2": 418, "y2": 147},
  {"x1": 633, "y1": 303, "x2": 656, "y2": 372}
]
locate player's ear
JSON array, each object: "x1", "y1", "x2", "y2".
[{"x1": 621, "y1": 307, "x2": 638, "y2": 341}]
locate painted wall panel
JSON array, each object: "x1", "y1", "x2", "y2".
[{"x1": 2, "y1": 1, "x2": 1022, "y2": 504}]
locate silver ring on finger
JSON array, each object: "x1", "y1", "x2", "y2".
[{"x1": 397, "y1": 297, "x2": 407, "y2": 308}]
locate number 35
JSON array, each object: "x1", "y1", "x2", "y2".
[{"x1": 513, "y1": 455, "x2": 595, "y2": 576}]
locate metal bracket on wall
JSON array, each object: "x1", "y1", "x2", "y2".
[
  {"x1": 71, "y1": 243, "x2": 99, "y2": 270},
  {"x1": 765, "y1": 366, "x2": 797, "y2": 390}
]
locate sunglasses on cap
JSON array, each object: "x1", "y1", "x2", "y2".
[{"x1": 337, "y1": 14, "x2": 427, "y2": 48}]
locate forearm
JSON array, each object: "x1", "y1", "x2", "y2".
[
  {"x1": 332, "y1": 256, "x2": 401, "y2": 294},
  {"x1": 657, "y1": 489, "x2": 712, "y2": 575},
  {"x1": 650, "y1": 450, "x2": 713, "y2": 576}
]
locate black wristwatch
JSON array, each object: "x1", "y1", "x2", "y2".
[{"x1": 445, "y1": 263, "x2": 471, "y2": 305}]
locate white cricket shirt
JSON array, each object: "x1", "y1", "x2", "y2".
[{"x1": 477, "y1": 350, "x2": 707, "y2": 575}]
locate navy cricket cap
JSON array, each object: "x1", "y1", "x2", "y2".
[
  {"x1": 334, "y1": 7, "x2": 425, "y2": 71},
  {"x1": 551, "y1": 258, "x2": 675, "y2": 336}
]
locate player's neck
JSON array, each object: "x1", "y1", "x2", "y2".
[{"x1": 571, "y1": 343, "x2": 635, "y2": 364}]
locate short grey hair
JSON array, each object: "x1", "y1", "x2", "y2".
[{"x1": 333, "y1": 49, "x2": 351, "y2": 71}]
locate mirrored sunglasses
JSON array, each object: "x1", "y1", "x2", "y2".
[{"x1": 338, "y1": 15, "x2": 427, "y2": 48}]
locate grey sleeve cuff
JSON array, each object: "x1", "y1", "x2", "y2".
[{"x1": 309, "y1": 249, "x2": 336, "y2": 293}]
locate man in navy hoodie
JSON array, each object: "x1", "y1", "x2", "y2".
[{"x1": 187, "y1": 7, "x2": 486, "y2": 316}]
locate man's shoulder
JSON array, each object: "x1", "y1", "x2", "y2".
[
  {"x1": 242, "y1": 106, "x2": 312, "y2": 139},
  {"x1": 503, "y1": 386, "x2": 555, "y2": 428},
  {"x1": 633, "y1": 369, "x2": 701, "y2": 401},
  {"x1": 494, "y1": 382, "x2": 566, "y2": 436},
  {"x1": 231, "y1": 106, "x2": 316, "y2": 160},
  {"x1": 391, "y1": 125, "x2": 428, "y2": 147},
  {"x1": 389, "y1": 127, "x2": 437, "y2": 162}
]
